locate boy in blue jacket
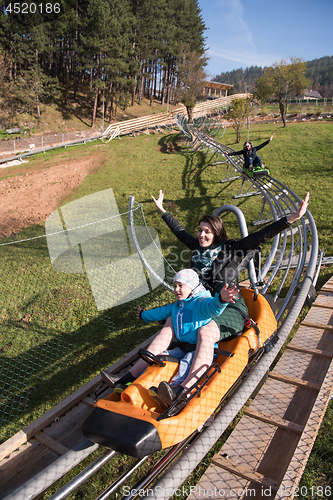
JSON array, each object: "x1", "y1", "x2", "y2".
[{"x1": 101, "y1": 269, "x2": 239, "y2": 406}]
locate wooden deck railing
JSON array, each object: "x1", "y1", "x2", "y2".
[{"x1": 102, "y1": 93, "x2": 251, "y2": 139}]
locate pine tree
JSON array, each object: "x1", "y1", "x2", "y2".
[
  {"x1": 0, "y1": 1, "x2": 61, "y2": 118},
  {"x1": 0, "y1": 0, "x2": 208, "y2": 125}
]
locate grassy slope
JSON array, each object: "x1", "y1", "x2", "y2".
[
  {"x1": 1, "y1": 120, "x2": 332, "y2": 498},
  {"x1": 0, "y1": 93, "x2": 183, "y2": 138},
  {"x1": 66, "y1": 120, "x2": 333, "y2": 274}
]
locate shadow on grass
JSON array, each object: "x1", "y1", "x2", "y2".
[
  {"x1": 158, "y1": 133, "x2": 183, "y2": 154},
  {"x1": 52, "y1": 94, "x2": 92, "y2": 128},
  {"x1": 316, "y1": 266, "x2": 333, "y2": 289},
  {"x1": 155, "y1": 132, "x2": 247, "y2": 239}
]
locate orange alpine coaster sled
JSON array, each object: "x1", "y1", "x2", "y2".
[{"x1": 82, "y1": 289, "x2": 278, "y2": 458}]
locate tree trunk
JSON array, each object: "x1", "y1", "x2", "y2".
[
  {"x1": 161, "y1": 65, "x2": 166, "y2": 104},
  {"x1": 78, "y1": 70, "x2": 81, "y2": 93},
  {"x1": 8, "y1": 61, "x2": 12, "y2": 90},
  {"x1": 64, "y1": 59, "x2": 69, "y2": 104},
  {"x1": 236, "y1": 125, "x2": 241, "y2": 143},
  {"x1": 138, "y1": 74, "x2": 144, "y2": 104},
  {"x1": 131, "y1": 76, "x2": 137, "y2": 106},
  {"x1": 109, "y1": 82, "x2": 113, "y2": 122},
  {"x1": 91, "y1": 88, "x2": 99, "y2": 128},
  {"x1": 154, "y1": 61, "x2": 158, "y2": 99},
  {"x1": 186, "y1": 106, "x2": 193, "y2": 123},
  {"x1": 109, "y1": 97, "x2": 114, "y2": 123},
  {"x1": 138, "y1": 60, "x2": 146, "y2": 104},
  {"x1": 150, "y1": 60, "x2": 156, "y2": 105},
  {"x1": 279, "y1": 101, "x2": 287, "y2": 127},
  {"x1": 73, "y1": 70, "x2": 77, "y2": 100},
  {"x1": 36, "y1": 95, "x2": 41, "y2": 120}
]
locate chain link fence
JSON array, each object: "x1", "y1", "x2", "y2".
[{"x1": 0, "y1": 128, "x2": 103, "y2": 158}]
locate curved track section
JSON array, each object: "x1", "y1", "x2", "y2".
[
  {"x1": 122, "y1": 119, "x2": 320, "y2": 500},
  {"x1": 4, "y1": 118, "x2": 320, "y2": 500},
  {"x1": 187, "y1": 124, "x2": 319, "y2": 318}
]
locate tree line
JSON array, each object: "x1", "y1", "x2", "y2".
[
  {"x1": 0, "y1": 0, "x2": 206, "y2": 127},
  {"x1": 305, "y1": 56, "x2": 333, "y2": 97},
  {"x1": 215, "y1": 66, "x2": 264, "y2": 95},
  {"x1": 215, "y1": 55, "x2": 333, "y2": 98},
  {"x1": 224, "y1": 58, "x2": 312, "y2": 136}
]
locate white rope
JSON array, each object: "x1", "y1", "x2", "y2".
[
  {"x1": 136, "y1": 203, "x2": 177, "y2": 278},
  {"x1": 0, "y1": 204, "x2": 142, "y2": 247}
]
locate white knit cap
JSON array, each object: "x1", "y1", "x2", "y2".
[{"x1": 173, "y1": 269, "x2": 200, "y2": 290}]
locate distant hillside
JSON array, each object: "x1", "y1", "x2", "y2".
[
  {"x1": 214, "y1": 66, "x2": 264, "y2": 94},
  {"x1": 305, "y1": 56, "x2": 333, "y2": 97},
  {"x1": 214, "y1": 56, "x2": 333, "y2": 97}
]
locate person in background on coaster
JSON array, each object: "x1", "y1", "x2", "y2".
[
  {"x1": 101, "y1": 269, "x2": 239, "y2": 407},
  {"x1": 226, "y1": 135, "x2": 274, "y2": 171}
]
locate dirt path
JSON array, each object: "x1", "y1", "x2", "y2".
[{"x1": 0, "y1": 155, "x2": 98, "y2": 238}]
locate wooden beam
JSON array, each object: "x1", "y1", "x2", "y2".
[
  {"x1": 278, "y1": 359, "x2": 333, "y2": 495},
  {"x1": 34, "y1": 432, "x2": 69, "y2": 456},
  {"x1": 82, "y1": 396, "x2": 95, "y2": 407},
  {"x1": 286, "y1": 344, "x2": 333, "y2": 358},
  {"x1": 268, "y1": 371, "x2": 321, "y2": 391},
  {"x1": 301, "y1": 321, "x2": 333, "y2": 331},
  {"x1": 211, "y1": 455, "x2": 280, "y2": 490},
  {"x1": 311, "y1": 303, "x2": 333, "y2": 310},
  {"x1": 0, "y1": 431, "x2": 28, "y2": 462},
  {"x1": 244, "y1": 407, "x2": 304, "y2": 434}
]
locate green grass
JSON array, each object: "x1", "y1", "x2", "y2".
[
  {"x1": 257, "y1": 101, "x2": 333, "y2": 117},
  {"x1": 0, "y1": 221, "x2": 171, "y2": 440},
  {"x1": 62, "y1": 121, "x2": 333, "y2": 259},
  {"x1": 0, "y1": 120, "x2": 332, "y2": 498}
]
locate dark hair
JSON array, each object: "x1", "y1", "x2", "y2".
[
  {"x1": 198, "y1": 215, "x2": 228, "y2": 243},
  {"x1": 243, "y1": 140, "x2": 253, "y2": 148}
]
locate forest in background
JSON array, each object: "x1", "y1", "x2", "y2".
[
  {"x1": 214, "y1": 56, "x2": 333, "y2": 97},
  {"x1": 1, "y1": 0, "x2": 332, "y2": 132},
  {"x1": 0, "y1": 0, "x2": 206, "y2": 128}
]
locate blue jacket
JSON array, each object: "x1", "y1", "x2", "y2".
[{"x1": 141, "y1": 290, "x2": 228, "y2": 344}]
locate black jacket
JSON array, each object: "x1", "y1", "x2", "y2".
[
  {"x1": 228, "y1": 139, "x2": 270, "y2": 168},
  {"x1": 162, "y1": 212, "x2": 290, "y2": 294}
]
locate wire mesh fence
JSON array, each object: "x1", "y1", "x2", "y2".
[
  {"x1": 0, "y1": 185, "x2": 332, "y2": 497},
  {"x1": 0, "y1": 189, "x2": 176, "y2": 444},
  {"x1": 0, "y1": 129, "x2": 103, "y2": 158}
]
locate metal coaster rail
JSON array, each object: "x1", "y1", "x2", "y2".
[{"x1": 123, "y1": 117, "x2": 320, "y2": 500}]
